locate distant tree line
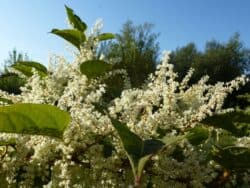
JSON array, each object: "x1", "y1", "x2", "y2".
[
  {"x1": 0, "y1": 49, "x2": 29, "y2": 94},
  {"x1": 170, "y1": 33, "x2": 250, "y2": 84}
]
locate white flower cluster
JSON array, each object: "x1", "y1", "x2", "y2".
[{"x1": 0, "y1": 21, "x2": 249, "y2": 187}]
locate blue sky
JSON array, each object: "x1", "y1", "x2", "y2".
[{"x1": 0, "y1": 0, "x2": 250, "y2": 67}]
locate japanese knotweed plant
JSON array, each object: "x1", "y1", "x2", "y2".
[{"x1": 0, "y1": 5, "x2": 249, "y2": 187}]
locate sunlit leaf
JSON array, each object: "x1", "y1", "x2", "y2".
[
  {"x1": 12, "y1": 61, "x2": 47, "y2": 77},
  {"x1": 65, "y1": 5, "x2": 87, "y2": 32},
  {"x1": 80, "y1": 60, "x2": 112, "y2": 79},
  {"x1": 0, "y1": 104, "x2": 71, "y2": 138},
  {"x1": 97, "y1": 33, "x2": 115, "y2": 41},
  {"x1": 51, "y1": 29, "x2": 86, "y2": 50}
]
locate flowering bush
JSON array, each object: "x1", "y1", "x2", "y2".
[{"x1": 0, "y1": 6, "x2": 249, "y2": 187}]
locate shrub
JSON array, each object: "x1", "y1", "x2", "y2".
[{"x1": 0, "y1": 6, "x2": 249, "y2": 187}]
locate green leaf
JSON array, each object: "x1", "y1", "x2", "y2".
[
  {"x1": 213, "y1": 146, "x2": 250, "y2": 171},
  {"x1": 137, "y1": 140, "x2": 164, "y2": 179},
  {"x1": 111, "y1": 118, "x2": 143, "y2": 162},
  {"x1": 97, "y1": 33, "x2": 115, "y2": 41},
  {"x1": 12, "y1": 61, "x2": 47, "y2": 77},
  {"x1": 51, "y1": 29, "x2": 86, "y2": 50},
  {"x1": 161, "y1": 134, "x2": 185, "y2": 146},
  {"x1": 215, "y1": 130, "x2": 237, "y2": 148},
  {"x1": 186, "y1": 126, "x2": 209, "y2": 145},
  {"x1": 0, "y1": 104, "x2": 71, "y2": 138},
  {"x1": 202, "y1": 110, "x2": 250, "y2": 137},
  {"x1": 142, "y1": 139, "x2": 164, "y2": 156},
  {"x1": 80, "y1": 60, "x2": 112, "y2": 79},
  {"x1": 111, "y1": 118, "x2": 166, "y2": 183},
  {"x1": 65, "y1": 5, "x2": 87, "y2": 32}
]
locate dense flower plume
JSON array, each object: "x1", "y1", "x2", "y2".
[{"x1": 0, "y1": 19, "x2": 249, "y2": 187}]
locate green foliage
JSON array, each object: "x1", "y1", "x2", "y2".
[
  {"x1": 170, "y1": 43, "x2": 199, "y2": 80},
  {"x1": 170, "y1": 34, "x2": 250, "y2": 84},
  {"x1": 202, "y1": 109, "x2": 250, "y2": 137},
  {"x1": 65, "y1": 5, "x2": 87, "y2": 32},
  {"x1": 0, "y1": 49, "x2": 30, "y2": 94},
  {"x1": 0, "y1": 73, "x2": 25, "y2": 94},
  {"x1": 11, "y1": 61, "x2": 48, "y2": 77},
  {"x1": 212, "y1": 146, "x2": 250, "y2": 171},
  {"x1": 80, "y1": 60, "x2": 112, "y2": 79},
  {"x1": 100, "y1": 21, "x2": 159, "y2": 87},
  {"x1": 0, "y1": 104, "x2": 71, "y2": 138},
  {"x1": 186, "y1": 126, "x2": 209, "y2": 145},
  {"x1": 51, "y1": 6, "x2": 87, "y2": 50},
  {"x1": 0, "y1": 5, "x2": 249, "y2": 187},
  {"x1": 51, "y1": 29, "x2": 86, "y2": 50},
  {"x1": 194, "y1": 93, "x2": 250, "y2": 172},
  {"x1": 202, "y1": 110, "x2": 250, "y2": 171},
  {"x1": 96, "y1": 33, "x2": 115, "y2": 41},
  {"x1": 52, "y1": 6, "x2": 114, "y2": 52},
  {"x1": 111, "y1": 118, "x2": 164, "y2": 185}
]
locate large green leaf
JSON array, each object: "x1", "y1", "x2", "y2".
[
  {"x1": 0, "y1": 104, "x2": 71, "y2": 138},
  {"x1": 186, "y1": 126, "x2": 209, "y2": 145},
  {"x1": 213, "y1": 146, "x2": 250, "y2": 171},
  {"x1": 80, "y1": 60, "x2": 112, "y2": 79},
  {"x1": 202, "y1": 110, "x2": 250, "y2": 136},
  {"x1": 12, "y1": 61, "x2": 47, "y2": 77},
  {"x1": 111, "y1": 118, "x2": 165, "y2": 184},
  {"x1": 65, "y1": 5, "x2": 87, "y2": 32},
  {"x1": 97, "y1": 33, "x2": 115, "y2": 41},
  {"x1": 111, "y1": 118, "x2": 143, "y2": 162},
  {"x1": 51, "y1": 29, "x2": 86, "y2": 50}
]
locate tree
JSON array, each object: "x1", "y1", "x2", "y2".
[
  {"x1": 170, "y1": 43, "x2": 200, "y2": 80},
  {"x1": 0, "y1": 49, "x2": 30, "y2": 94},
  {"x1": 3, "y1": 48, "x2": 29, "y2": 71},
  {"x1": 100, "y1": 20, "x2": 160, "y2": 87},
  {"x1": 170, "y1": 34, "x2": 250, "y2": 84},
  {"x1": 194, "y1": 34, "x2": 249, "y2": 83}
]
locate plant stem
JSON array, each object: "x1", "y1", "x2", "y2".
[{"x1": 134, "y1": 175, "x2": 141, "y2": 187}]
